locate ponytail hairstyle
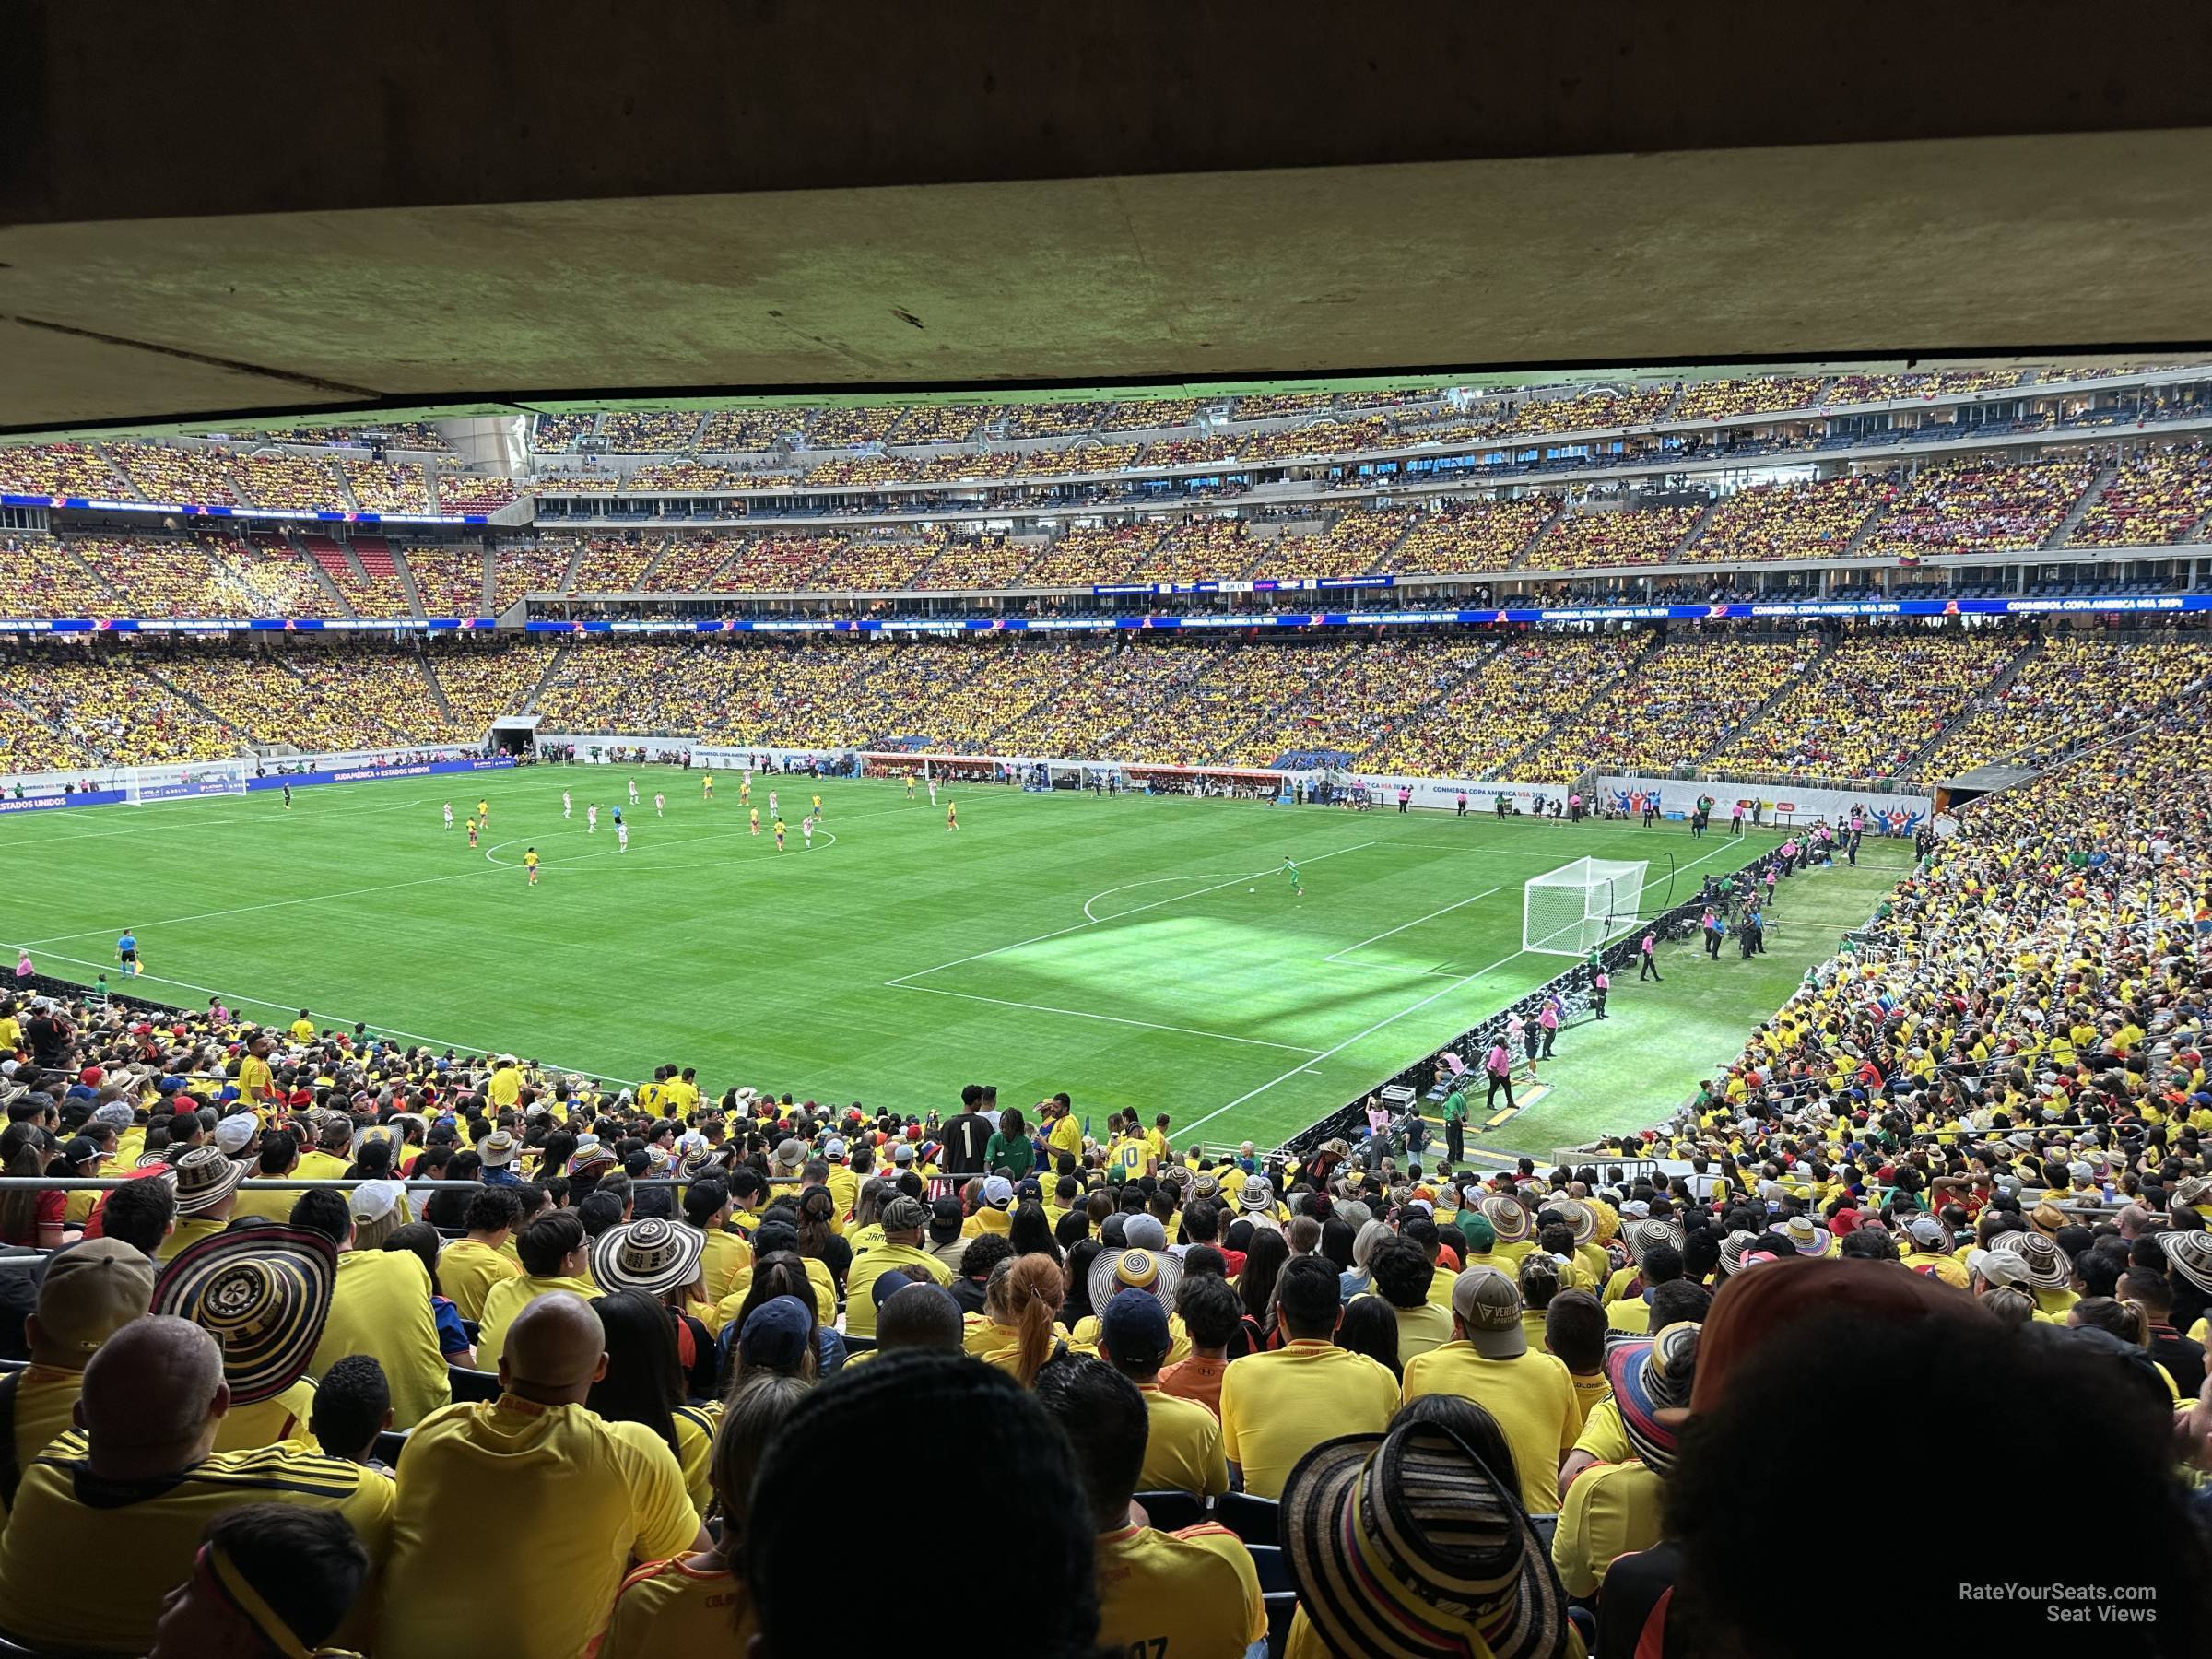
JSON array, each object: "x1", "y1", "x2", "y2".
[{"x1": 986, "y1": 1253, "x2": 1065, "y2": 1388}]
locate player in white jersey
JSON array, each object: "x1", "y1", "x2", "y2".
[
  {"x1": 802, "y1": 814, "x2": 815, "y2": 849},
  {"x1": 928, "y1": 777, "x2": 937, "y2": 806},
  {"x1": 563, "y1": 789, "x2": 572, "y2": 818},
  {"x1": 587, "y1": 804, "x2": 598, "y2": 833},
  {"x1": 442, "y1": 802, "x2": 453, "y2": 830},
  {"x1": 629, "y1": 779, "x2": 640, "y2": 806},
  {"x1": 617, "y1": 820, "x2": 629, "y2": 853},
  {"x1": 654, "y1": 791, "x2": 665, "y2": 817},
  {"x1": 768, "y1": 789, "x2": 779, "y2": 818}
]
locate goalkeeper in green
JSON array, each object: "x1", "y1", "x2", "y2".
[{"x1": 1282, "y1": 856, "x2": 1303, "y2": 896}]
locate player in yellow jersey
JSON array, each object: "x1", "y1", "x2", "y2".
[
  {"x1": 905, "y1": 774, "x2": 915, "y2": 800},
  {"x1": 703, "y1": 771, "x2": 714, "y2": 801},
  {"x1": 811, "y1": 792, "x2": 822, "y2": 818},
  {"x1": 524, "y1": 847, "x2": 539, "y2": 886},
  {"x1": 947, "y1": 800, "x2": 959, "y2": 832},
  {"x1": 466, "y1": 817, "x2": 477, "y2": 848},
  {"x1": 749, "y1": 806, "x2": 760, "y2": 836},
  {"x1": 477, "y1": 798, "x2": 488, "y2": 826},
  {"x1": 740, "y1": 777, "x2": 751, "y2": 805},
  {"x1": 773, "y1": 817, "x2": 786, "y2": 850}
]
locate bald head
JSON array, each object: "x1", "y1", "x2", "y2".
[
  {"x1": 499, "y1": 1292, "x2": 608, "y2": 1403},
  {"x1": 81, "y1": 1315, "x2": 226, "y2": 1457}
]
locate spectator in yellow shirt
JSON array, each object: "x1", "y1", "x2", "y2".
[
  {"x1": 1400, "y1": 1266, "x2": 1580, "y2": 1514},
  {"x1": 1096, "y1": 1289, "x2": 1229, "y2": 1498},
  {"x1": 1035, "y1": 1352, "x2": 1266, "y2": 1659},
  {"x1": 1219, "y1": 1257, "x2": 1398, "y2": 1498}
]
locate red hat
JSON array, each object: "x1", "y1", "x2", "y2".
[{"x1": 79, "y1": 1066, "x2": 103, "y2": 1087}]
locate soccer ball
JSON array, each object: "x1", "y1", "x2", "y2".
[{"x1": 1248, "y1": 887, "x2": 1255, "y2": 893}]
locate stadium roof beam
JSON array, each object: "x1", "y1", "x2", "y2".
[{"x1": 4, "y1": 3, "x2": 2211, "y2": 431}]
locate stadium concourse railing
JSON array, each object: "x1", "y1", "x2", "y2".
[{"x1": 1273, "y1": 841, "x2": 1794, "y2": 1169}]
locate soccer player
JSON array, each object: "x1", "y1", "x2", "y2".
[
  {"x1": 654, "y1": 791, "x2": 665, "y2": 818},
  {"x1": 773, "y1": 816, "x2": 786, "y2": 851},
  {"x1": 466, "y1": 817, "x2": 478, "y2": 848},
  {"x1": 703, "y1": 771, "x2": 714, "y2": 801},
  {"x1": 477, "y1": 798, "x2": 489, "y2": 826},
  {"x1": 617, "y1": 819, "x2": 630, "y2": 853},
  {"x1": 811, "y1": 792, "x2": 822, "y2": 818},
  {"x1": 946, "y1": 800, "x2": 958, "y2": 832},
  {"x1": 586, "y1": 803, "x2": 598, "y2": 833},
  {"x1": 562, "y1": 789, "x2": 572, "y2": 818},
  {"x1": 905, "y1": 775, "x2": 915, "y2": 800},
  {"x1": 116, "y1": 929, "x2": 138, "y2": 976},
  {"x1": 802, "y1": 814, "x2": 815, "y2": 850},
  {"x1": 739, "y1": 776, "x2": 750, "y2": 805},
  {"x1": 749, "y1": 806, "x2": 760, "y2": 837},
  {"x1": 442, "y1": 802, "x2": 453, "y2": 830},
  {"x1": 768, "y1": 788, "x2": 779, "y2": 818},
  {"x1": 629, "y1": 779, "x2": 640, "y2": 806},
  {"x1": 525, "y1": 847, "x2": 540, "y2": 886},
  {"x1": 1282, "y1": 856, "x2": 1302, "y2": 896},
  {"x1": 282, "y1": 782, "x2": 292, "y2": 810},
  {"x1": 928, "y1": 776, "x2": 938, "y2": 806}
]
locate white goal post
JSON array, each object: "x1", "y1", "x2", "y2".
[
  {"x1": 1523, "y1": 857, "x2": 1651, "y2": 957},
  {"x1": 121, "y1": 759, "x2": 252, "y2": 806}
]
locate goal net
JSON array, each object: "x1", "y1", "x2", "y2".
[
  {"x1": 122, "y1": 759, "x2": 252, "y2": 806},
  {"x1": 1523, "y1": 857, "x2": 1650, "y2": 956}
]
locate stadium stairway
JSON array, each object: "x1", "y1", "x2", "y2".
[
  {"x1": 1485, "y1": 634, "x2": 1657, "y2": 778},
  {"x1": 1666, "y1": 494, "x2": 1726, "y2": 564},
  {"x1": 364, "y1": 539, "x2": 430, "y2": 619},
  {"x1": 1838, "y1": 488, "x2": 1898, "y2": 559},
  {"x1": 2042, "y1": 461, "x2": 2120, "y2": 547},
  {"x1": 136, "y1": 663, "x2": 245, "y2": 745},
  {"x1": 1504, "y1": 508, "x2": 1567, "y2": 571},
  {"x1": 1904, "y1": 634, "x2": 2042, "y2": 777},
  {"x1": 417, "y1": 654, "x2": 460, "y2": 724},
  {"x1": 88, "y1": 441, "x2": 149, "y2": 502},
  {"x1": 297, "y1": 534, "x2": 361, "y2": 617}
]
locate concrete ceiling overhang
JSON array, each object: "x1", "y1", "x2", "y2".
[{"x1": 6, "y1": 2, "x2": 2210, "y2": 434}]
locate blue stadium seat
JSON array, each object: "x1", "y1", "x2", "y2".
[
  {"x1": 374, "y1": 1429, "x2": 410, "y2": 1467},
  {"x1": 1133, "y1": 1489, "x2": 1207, "y2": 1532},
  {"x1": 1245, "y1": 1543, "x2": 1293, "y2": 1594},
  {"x1": 447, "y1": 1364, "x2": 501, "y2": 1402},
  {"x1": 1217, "y1": 1490, "x2": 1278, "y2": 1546}
]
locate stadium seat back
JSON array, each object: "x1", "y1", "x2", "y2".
[
  {"x1": 1217, "y1": 1489, "x2": 1278, "y2": 1546},
  {"x1": 1245, "y1": 1543, "x2": 1293, "y2": 1594},
  {"x1": 1133, "y1": 1489, "x2": 1206, "y2": 1532},
  {"x1": 447, "y1": 1364, "x2": 501, "y2": 1402},
  {"x1": 1262, "y1": 1591, "x2": 1299, "y2": 1656}
]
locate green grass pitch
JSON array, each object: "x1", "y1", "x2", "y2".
[{"x1": 0, "y1": 769, "x2": 1909, "y2": 1158}]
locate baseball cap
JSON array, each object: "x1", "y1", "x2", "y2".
[
  {"x1": 982, "y1": 1176, "x2": 1014, "y2": 1207},
  {"x1": 1964, "y1": 1248, "x2": 2030, "y2": 1289},
  {"x1": 35, "y1": 1241, "x2": 156, "y2": 1354},
  {"x1": 1905, "y1": 1216, "x2": 1945, "y2": 1249},
  {"x1": 1122, "y1": 1215, "x2": 1168, "y2": 1253},
  {"x1": 890, "y1": 1142, "x2": 915, "y2": 1165},
  {"x1": 61, "y1": 1135, "x2": 103, "y2": 1169},
  {"x1": 212, "y1": 1115, "x2": 259, "y2": 1156},
  {"x1": 1450, "y1": 1265, "x2": 1526, "y2": 1359},
  {"x1": 349, "y1": 1180, "x2": 407, "y2": 1226},
  {"x1": 824, "y1": 1137, "x2": 848, "y2": 1159},
  {"x1": 1099, "y1": 1288, "x2": 1171, "y2": 1370},
  {"x1": 929, "y1": 1195, "x2": 964, "y2": 1237},
  {"x1": 740, "y1": 1296, "x2": 814, "y2": 1372}
]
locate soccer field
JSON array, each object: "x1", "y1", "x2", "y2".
[{"x1": 1, "y1": 767, "x2": 1830, "y2": 1153}]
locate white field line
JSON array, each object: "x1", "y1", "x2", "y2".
[
  {"x1": 0, "y1": 789, "x2": 431, "y2": 849},
  {"x1": 881, "y1": 982, "x2": 1325, "y2": 1054},
  {"x1": 1322, "y1": 887, "x2": 1501, "y2": 962},
  {"x1": 884, "y1": 841, "x2": 1377, "y2": 988},
  {"x1": 1182, "y1": 836, "x2": 1747, "y2": 1136}
]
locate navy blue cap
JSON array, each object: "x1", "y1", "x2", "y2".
[
  {"x1": 739, "y1": 1295, "x2": 813, "y2": 1371},
  {"x1": 1100, "y1": 1288, "x2": 1171, "y2": 1368}
]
